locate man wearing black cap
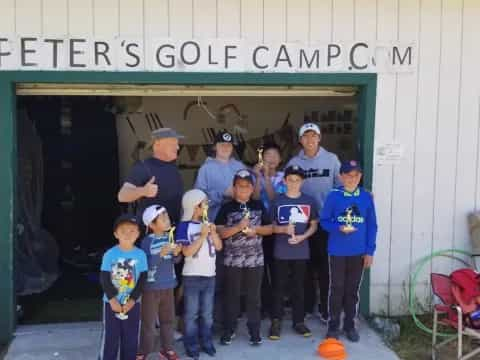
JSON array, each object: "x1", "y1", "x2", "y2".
[
  {"x1": 118, "y1": 128, "x2": 184, "y2": 224},
  {"x1": 194, "y1": 130, "x2": 245, "y2": 330},
  {"x1": 194, "y1": 130, "x2": 245, "y2": 220}
]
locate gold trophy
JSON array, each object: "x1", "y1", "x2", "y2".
[
  {"x1": 287, "y1": 218, "x2": 297, "y2": 244},
  {"x1": 202, "y1": 203, "x2": 210, "y2": 224},
  {"x1": 241, "y1": 208, "x2": 251, "y2": 234},
  {"x1": 343, "y1": 208, "x2": 356, "y2": 233},
  {"x1": 168, "y1": 226, "x2": 176, "y2": 249},
  {"x1": 257, "y1": 147, "x2": 264, "y2": 167},
  {"x1": 115, "y1": 296, "x2": 129, "y2": 320}
]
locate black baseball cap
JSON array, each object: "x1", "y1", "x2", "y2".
[
  {"x1": 214, "y1": 130, "x2": 234, "y2": 144},
  {"x1": 340, "y1": 160, "x2": 362, "y2": 174},
  {"x1": 113, "y1": 213, "x2": 140, "y2": 231},
  {"x1": 284, "y1": 165, "x2": 306, "y2": 179},
  {"x1": 233, "y1": 169, "x2": 255, "y2": 185}
]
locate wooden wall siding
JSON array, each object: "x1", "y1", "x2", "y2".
[{"x1": 2, "y1": 0, "x2": 480, "y2": 316}]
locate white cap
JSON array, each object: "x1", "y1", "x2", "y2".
[
  {"x1": 181, "y1": 189, "x2": 207, "y2": 221},
  {"x1": 142, "y1": 205, "x2": 167, "y2": 227},
  {"x1": 298, "y1": 122, "x2": 321, "y2": 137}
]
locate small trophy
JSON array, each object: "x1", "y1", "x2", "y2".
[
  {"x1": 202, "y1": 203, "x2": 210, "y2": 224},
  {"x1": 168, "y1": 226, "x2": 176, "y2": 249},
  {"x1": 115, "y1": 296, "x2": 129, "y2": 320},
  {"x1": 287, "y1": 219, "x2": 297, "y2": 244},
  {"x1": 257, "y1": 147, "x2": 264, "y2": 167},
  {"x1": 343, "y1": 208, "x2": 356, "y2": 233},
  {"x1": 241, "y1": 208, "x2": 251, "y2": 234}
]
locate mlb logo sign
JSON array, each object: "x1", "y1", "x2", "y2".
[{"x1": 277, "y1": 205, "x2": 311, "y2": 224}]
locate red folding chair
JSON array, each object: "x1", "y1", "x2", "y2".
[{"x1": 431, "y1": 273, "x2": 480, "y2": 360}]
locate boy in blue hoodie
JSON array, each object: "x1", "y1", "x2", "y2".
[{"x1": 320, "y1": 160, "x2": 377, "y2": 342}]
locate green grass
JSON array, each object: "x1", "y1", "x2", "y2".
[{"x1": 390, "y1": 315, "x2": 460, "y2": 360}]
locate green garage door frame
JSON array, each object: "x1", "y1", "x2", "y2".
[{"x1": 0, "y1": 71, "x2": 377, "y2": 345}]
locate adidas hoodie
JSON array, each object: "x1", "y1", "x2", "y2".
[{"x1": 320, "y1": 186, "x2": 378, "y2": 256}]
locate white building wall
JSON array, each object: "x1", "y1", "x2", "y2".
[{"x1": 2, "y1": 0, "x2": 480, "y2": 316}]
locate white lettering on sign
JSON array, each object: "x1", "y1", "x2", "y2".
[{"x1": 0, "y1": 37, "x2": 416, "y2": 73}]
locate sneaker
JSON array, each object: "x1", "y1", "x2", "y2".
[
  {"x1": 345, "y1": 328, "x2": 360, "y2": 342},
  {"x1": 269, "y1": 319, "x2": 281, "y2": 340},
  {"x1": 185, "y1": 350, "x2": 199, "y2": 360},
  {"x1": 293, "y1": 323, "x2": 312, "y2": 337},
  {"x1": 325, "y1": 328, "x2": 340, "y2": 339},
  {"x1": 220, "y1": 331, "x2": 235, "y2": 345},
  {"x1": 249, "y1": 332, "x2": 263, "y2": 346},
  {"x1": 161, "y1": 350, "x2": 180, "y2": 360},
  {"x1": 202, "y1": 344, "x2": 217, "y2": 356}
]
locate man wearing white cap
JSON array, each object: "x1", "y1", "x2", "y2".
[
  {"x1": 286, "y1": 122, "x2": 341, "y2": 322},
  {"x1": 118, "y1": 128, "x2": 184, "y2": 224}
]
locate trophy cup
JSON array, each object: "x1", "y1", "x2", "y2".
[
  {"x1": 241, "y1": 208, "x2": 251, "y2": 234},
  {"x1": 115, "y1": 296, "x2": 129, "y2": 320},
  {"x1": 202, "y1": 202, "x2": 210, "y2": 224},
  {"x1": 168, "y1": 226, "x2": 176, "y2": 250},
  {"x1": 287, "y1": 218, "x2": 297, "y2": 244},
  {"x1": 343, "y1": 208, "x2": 356, "y2": 233},
  {"x1": 257, "y1": 147, "x2": 264, "y2": 167}
]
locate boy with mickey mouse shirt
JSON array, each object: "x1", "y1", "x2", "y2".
[
  {"x1": 320, "y1": 160, "x2": 377, "y2": 343},
  {"x1": 99, "y1": 214, "x2": 148, "y2": 360}
]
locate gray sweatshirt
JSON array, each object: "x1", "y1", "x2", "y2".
[
  {"x1": 286, "y1": 147, "x2": 341, "y2": 213},
  {"x1": 194, "y1": 157, "x2": 246, "y2": 220}
]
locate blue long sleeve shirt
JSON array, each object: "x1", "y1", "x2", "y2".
[{"x1": 320, "y1": 186, "x2": 377, "y2": 256}]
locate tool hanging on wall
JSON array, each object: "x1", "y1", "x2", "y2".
[
  {"x1": 126, "y1": 116, "x2": 147, "y2": 162},
  {"x1": 145, "y1": 112, "x2": 164, "y2": 131}
]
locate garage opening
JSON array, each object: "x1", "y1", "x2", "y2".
[{"x1": 15, "y1": 85, "x2": 360, "y2": 324}]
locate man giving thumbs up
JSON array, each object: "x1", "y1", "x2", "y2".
[{"x1": 118, "y1": 128, "x2": 185, "y2": 224}]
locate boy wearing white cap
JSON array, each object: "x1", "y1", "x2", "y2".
[
  {"x1": 137, "y1": 205, "x2": 182, "y2": 360},
  {"x1": 176, "y1": 189, "x2": 222, "y2": 359}
]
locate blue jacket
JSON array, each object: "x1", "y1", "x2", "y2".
[
  {"x1": 320, "y1": 186, "x2": 377, "y2": 256},
  {"x1": 194, "y1": 157, "x2": 245, "y2": 220}
]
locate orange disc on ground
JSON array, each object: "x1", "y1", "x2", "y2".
[{"x1": 317, "y1": 338, "x2": 347, "y2": 360}]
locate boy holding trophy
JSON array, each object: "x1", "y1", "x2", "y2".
[
  {"x1": 320, "y1": 160, "x2": 378, "y2": 342},
  {"x1": 269, "y1": 165, "x2": 318, "y2": 340},
  {"x1": 176, "y1": 189, "x2": 222, "y2": 359},
  {"x1": 99, "y1": 214, "x2": 148, "y2": 360},
  {"x1": 137, "y1": 205, "x2": 183, "y2": 360},
  {"x1": 215, "y1": 169, "x2": 273, "y2": 346}
]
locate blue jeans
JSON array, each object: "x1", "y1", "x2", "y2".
[{"x1": 183, "y1": 276, "x2": 215, "y2": 354}]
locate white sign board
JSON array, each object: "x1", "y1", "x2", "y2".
[
  {"x1": 375, "y1": 143, "x2": 405, "y2": 165},
  {"x1": 0, "y1": 37, "x2": 416, "y2": 73}
]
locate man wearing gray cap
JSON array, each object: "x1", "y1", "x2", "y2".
[
  {"x1": 118, "y1": 128, "x2": 184, "y2": 224},
  {"x1": 286, "y1": 122, "x2": 341, "y2": 322}
]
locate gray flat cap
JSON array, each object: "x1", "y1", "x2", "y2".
[{"x1": 151, "y1": 128, "x2": 185, "y2": 140}]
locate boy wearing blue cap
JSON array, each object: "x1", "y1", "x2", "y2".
[{"x1": 320, "y1": 160, "x2": 377, "y2": 342}]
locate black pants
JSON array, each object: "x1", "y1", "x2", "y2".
[
  {"x1": 305, "y1": 229, "x2": 330, "y2": 317},
  {"x1": 100, "y1": 302, "x2": 140, "y2": 360},
  {"x1": 261, "y1": 235, "x2": 275, "y2": 315},
  {"x1": 328, "y1": 255, "x2": 364, "y2": 331},
  {"x1": 224, "y1": 266, "x2": 263, "y2": 334},
  {"x1": 272, "y1": 259, "x2": 306, "y2": 325}
]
